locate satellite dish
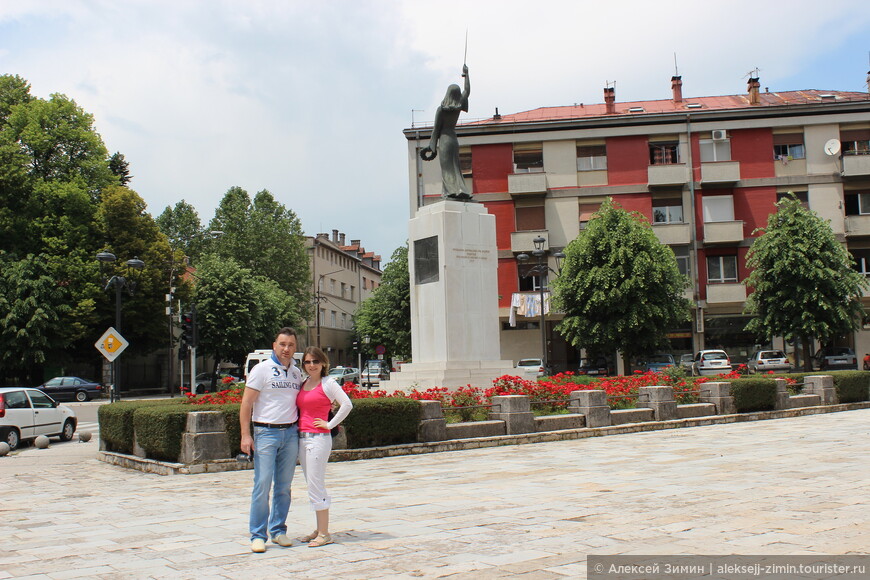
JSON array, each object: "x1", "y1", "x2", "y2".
[{"x1": 824, "y1": 138, "x2": 841, "y2": 156}]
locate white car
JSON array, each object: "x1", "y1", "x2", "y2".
[
  {"x1": 516, "y1": 358, "x2": 544, "y2": 377},
  {"x1": 691, "y1": 350, "x2": 733, "y2": 376},
  {"x1": 0, "y1": 387, "x2": 77, "y2": 450}
]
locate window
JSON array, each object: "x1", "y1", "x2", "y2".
[
  {"x1": 362, "y1": 277, "x2": 368, "y2": 290},
  {"x1": 340, "y1": 282, "x2": 346, "y2": 298},
  {"x1": 702, "y1": 195, "x2": 734, "y2": 223},
  {"x1": 330, "y1": 311, "x2": 337, "y2": 327},
  {"x1": 773, "y1": 134, "x2": 805, "y2": 161},
  {"x1": 513, "y1": 143, "x2": 544, "y2": 173},
  {"x1": 341, "y1": 313, "x2": 347, "y2": 328},
  {"x1": 329, "y1": 279, "x2": 336, "y2": 294},
  {"x1": 672, "y1": 246, "x2": 690, "y2": 277},
  {"x1": 515, "y1": 205, "x2": 545, "y2": 231},
  {"x1": 653, "y1": 198, "x2": 684, "y2": 224},
  {"x1": 28, "y1": 390, "x2": 54, "y2": 408},
  {"x1": 845, "y1": 192, "x2": 870, "y2": 216},
  {"x1": 707, "y1": 255, "x2": 738, "y2": 284},
  {"x1": 699, "y1": 139, "x2": 731, "y2": 162},
  {"x1": 649, "y1": 142, "x2": 680, "y2": 165},
  {"x1": 518, "y1": 263, "x2": 544, "y2": 292},
  {"x1": 459, "y1": 147, "x2": 473, "y2": 177},
  {"x1": 777, "y1": 191, "x2": 809, "y2": 209},
  {"x1": 841, "y1": 130, "x2": 870, "y2": 156},
  {"x1": 579, "y1": 203, "x2": 600, "y2": 230},
  {"x1": 319, "y1": 309, "x2": 325, "y2": 326},
  {"x1": 576, "y1": 144, "x2": 607, "y2": 171},
  {"x1": 3, "y1": 390, "x2": 29, "y2": 409},
  {"x1": 350, "y1": 285, "x2": 355, "y2": 300},
  {"x1": 851, "y1": 249, "x2": 870, "y2": 276}
]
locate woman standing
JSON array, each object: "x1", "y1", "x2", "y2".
[{"x1": 296, "y1": 346, "x2": 353, "y2": 547}]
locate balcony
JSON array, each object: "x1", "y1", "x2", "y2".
[
  {"x1": 703, "y1": 221, "x2": 744, "y2": 244},
  {"x1": 652, "y1": 223, "x2": 691, "y2": 245},
  {"x1": 843, "y1": 155, "x2": 870, "y2": 178},
  {"x1": 845, "y1": 215, "x2": 870, "y2": 237},
  {"x1": 510, "y1": 230, "x2": 549, "y2": 253},
  {"x1": 648, "y1": 164, "x2": 690, "y2": 186},
  {"x1": 700, "y1": 161, "x2": 740, "y2": 185},
  {"x1": 508, "y1": 172, "x2": 548, "y2": 196},
  {"x1": 706, "y1": 283, "x2": 747, "y2": 304}
]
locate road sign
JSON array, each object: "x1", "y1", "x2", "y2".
[
  {"x1": 375, "y1": 344, "x2": 386, "y2": 355},
  {"x1": 95, "y1": 327, "x2": 129, "y2": 362}
]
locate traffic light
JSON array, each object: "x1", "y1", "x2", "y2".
[
  {"x1": 181, "y1": 311, "x2": 194, "y2": 350},
  {"x1": 352, "y1": 339, "x2": 359, "y2": 351}
]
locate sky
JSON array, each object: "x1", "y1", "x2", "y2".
[{"x1": 1, "y1": 0, "x2": 869, "y2": 264}]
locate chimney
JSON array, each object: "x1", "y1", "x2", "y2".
[
  {"x1": 351, "y1": 239, "x2": 360, "y2": 247},
  {"x1": 331, "y1": 229, "x2": 339, "y2": 243},
  {"x1": 747, "y1": 77, "x2": 761, "y2": 105},
  {"x1": 671, "y1": 76, "x2": 683, "y2": 103},
  {"x1": 339, "y1": 233, "x2": 346, "y2": 245},
  {"x1": 604, "y1": 86, "x2": 616, "y2": 114}
]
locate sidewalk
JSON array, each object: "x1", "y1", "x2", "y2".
[{"x1": 1, "y1": 409, "x2": 869, "y2": 579}]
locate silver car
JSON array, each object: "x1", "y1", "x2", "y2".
[
  {"x1": 747, "y1": 350, "x2": 793, "y2": 374},
  {"x1": 0, "y1": 387, "x2": 77, "y2": 450},
  {"x1": 691, "y1": 350, "x2": 732, "y2": 376}
]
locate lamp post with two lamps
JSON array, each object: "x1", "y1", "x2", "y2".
[
  {"x1": 516, "y1": 236, "x2": 564, "y2": 376},
  {"x1": 96, "y1": 251, "x2": 146, "y2": 401}
]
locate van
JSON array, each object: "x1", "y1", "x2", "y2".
[{"x1": 244, "y1": 350, "x2": 303, "y2": 380}]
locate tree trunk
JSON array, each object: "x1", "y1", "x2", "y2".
[{"x1": 801, "y1": 337, "x2": 813, "y2": 372}]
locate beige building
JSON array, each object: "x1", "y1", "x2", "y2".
[{"x1": 299, "y1": 229, "x2": 382, "y2": 366}]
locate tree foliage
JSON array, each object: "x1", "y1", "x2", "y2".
[
  {"x1": 193, "y1": 254, "x2": 299, "y2": 366},
  {"x1": 744, "y1": 194, "x2": 867, "y2": 365},
  {"x1": 207, "y1": 187, "x2": 310, "y2": 319},
  {"x1": 108, "y1": 152, "x2": 132, "y2": 186},
  {"x1": 156, "y1": 200, "x2": 205, "y2": 259},
  {"x1": 354, "y1": 244, "x2": 410, "y2": 359},
  {"x1": 552, "y1": 198, "x2": 691, "y2": 360}
]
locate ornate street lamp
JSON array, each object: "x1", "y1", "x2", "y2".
[
  {"x1": 517, "y1": 236, "x2": 565, "y2": 375},
  {"x1": 96, "y1": 251, "x2": 146, "y2": 401}
]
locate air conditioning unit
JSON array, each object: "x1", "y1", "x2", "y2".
[{"x1": 712, "y1": 129, "x2": 727, "y2": 141}]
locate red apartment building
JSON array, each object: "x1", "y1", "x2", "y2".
[{"x1": 405, "y1": 74, "x2": 870, "y2": 372}]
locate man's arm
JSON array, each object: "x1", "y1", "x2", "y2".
[{"x1": 239, "y1": 387, "x2": 260, "y2": 455}]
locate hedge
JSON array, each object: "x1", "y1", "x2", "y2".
[
  {"x1": 342, "y1": 397, "x2": 421, "y2": 449},
  {"x1": 767, "y1": 370, "x2": 870, "y2": 403},
  {"x1": 726, "y1": 377, "x2": 777, "y2": 412},
  {"x1": 98, "y1": 398, "x2": 182, "y2": 454},
  {"x1": 133, "y1": 404, "x2": 190, "y2": 462}
]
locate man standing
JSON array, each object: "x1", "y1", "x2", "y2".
[{"x1": 240, "y1": 327, "x2": 302, "y2": 553}]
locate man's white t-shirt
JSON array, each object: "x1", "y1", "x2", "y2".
[{"x1": 246, "y1": 353, "x2": 302, "y2": 424}]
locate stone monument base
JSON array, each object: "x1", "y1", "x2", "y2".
[{"x1": 380, "y1": 360, "x2": 516, "y2": 392}]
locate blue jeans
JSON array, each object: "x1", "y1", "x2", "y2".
[{"x1": 249, "y1": 425, "x2": 299, "y2": 541}]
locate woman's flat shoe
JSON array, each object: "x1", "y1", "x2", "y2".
[
  {"x1": 298, "y1": 530, "x2": 319, "y2": 543},
  {"x1": 308, "y1": 533, "x2": 333, "y2": 547}
]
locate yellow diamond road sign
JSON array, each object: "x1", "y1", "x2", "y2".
[{"x1": 95, "y1": 327, "x2": 129, "y2": 362}]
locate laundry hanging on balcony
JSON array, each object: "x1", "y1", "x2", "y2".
[{"x1": 509, "y1": 292, "x2": 550, "y2": 326}]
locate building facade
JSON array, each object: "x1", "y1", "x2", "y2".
[
  {"x1": 405, "y1": 75, "x2": 870, "y2": 372},
  {"x1": 299, "y1": 229, "x2": 382, "y2": 367}
]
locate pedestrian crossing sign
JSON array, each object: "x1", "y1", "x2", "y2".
[{"x1": 95, "y1": 327, "x2": 129, "y2": 362}]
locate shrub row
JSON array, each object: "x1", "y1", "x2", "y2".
[
  {"x1": 341, "y1": 397, "x2": 421, "y2": 449},
  {"x1": 727, "y1": 378, "x2": 777, "y2": 412}
]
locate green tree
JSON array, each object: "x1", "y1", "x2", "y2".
[
  {"x1": 207, "y1": 187, "x2": 310, "y2": 319},
  {"x1": 1, "y1": 92, "x2": 117, "y2": 198},
  {"x1": 193, "y1": 254, "x2": 299, "y2": 369},
  {"x1": 108, "y1": 152, "x2": 132, "y2": 186},
  {"x1": 744, "y1": 194, "x2": 868, "y2": 369},
  {"x1": 354, "y1": 244, "x2": 410, "y2": 359},
  {"x1": 94, "y1": 185, "x2": 175, "y2": 354},
  {"x1": 156, "y1": 200, "x2": 205, "y2": 259},
  {"x1": 552, "y1": 198, "x2": 691, "y2": 363},
  {"x1": 0, "y1": 74, "x2": 33, "y2": 125}
]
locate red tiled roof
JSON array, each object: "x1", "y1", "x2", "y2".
[{"x1": 463, "y1": 90, "x2": 870, "y2": 126}]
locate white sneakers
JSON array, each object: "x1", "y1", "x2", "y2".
[
  {"x1": 250, "y1": 538, "x2": 266, "y2": 553},
  {"x1": 272, "y1": 534, "x2": 293, "y2": 547}
]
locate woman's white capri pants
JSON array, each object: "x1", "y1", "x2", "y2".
[{"x1": 299, "y1": 432, "x2": 332, "y2": 511}]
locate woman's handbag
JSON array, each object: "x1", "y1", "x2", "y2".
[{"x1": 327, "y1": 409, "x2": 340, "y2": 437}]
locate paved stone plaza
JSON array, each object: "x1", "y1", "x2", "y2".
[{"x1": 1, "y1": 409, "x2": 868, "y2": 579}]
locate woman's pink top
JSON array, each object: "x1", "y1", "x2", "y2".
[{"x1": 297, "y1": 382, "x2": 332, "y2": 434}]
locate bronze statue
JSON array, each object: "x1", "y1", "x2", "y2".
[{"x1": 420, "y1": 65, "x2": 472, "y2": 201}]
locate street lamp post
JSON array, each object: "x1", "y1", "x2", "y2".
[
  {"x1": 517, "y1": 236, "x2": 564, "y2": 375},
  {"x1": 96, "y1": 251, "x2": 145, "y2": 402}
]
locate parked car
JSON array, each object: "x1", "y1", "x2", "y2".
[
  {"x1": 191, "y1": 372, "x2": 240, "y2": 393},
  {"x1": 747, "y1": 350, "x2": 793, "y2": 374},
  {"x1": 515, "y1": 358, "x2": 544, "y2": 377},
  {"x1": 691, "y1": 350, "x2": 732, "y2": 376},
  {"x1": 361, "y1": 360, "x2": 390, "y2": 388},
  {"x1": 640, "y1": 354, "x2": 675, "y2": 373},
  {"x1": 35, "y1": 376, "x2": 102, "y2": 402},
  {"x1": 812, "y1": 347, "x2": 858, "y2": 371},
  {"x1": 0, "y1": 387, "x2": 77, "y2": 450},
  {"x1": 328, "y1": 366, "x2": 360, "y2": 385},
  {"x1": 577, "y1": 357, "x2": 611, "y2": 376},
  {"x1": 679, "y1": 353, "x2": 694, "y2": 371}
]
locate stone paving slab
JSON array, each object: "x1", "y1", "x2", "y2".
[{"x1": 1, "y1": 409, "x2": 869, "y2": 578}]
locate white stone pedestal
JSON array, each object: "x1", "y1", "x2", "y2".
[{"x1": 382, "y1": 201, "x2": 514, "y2": 391}]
